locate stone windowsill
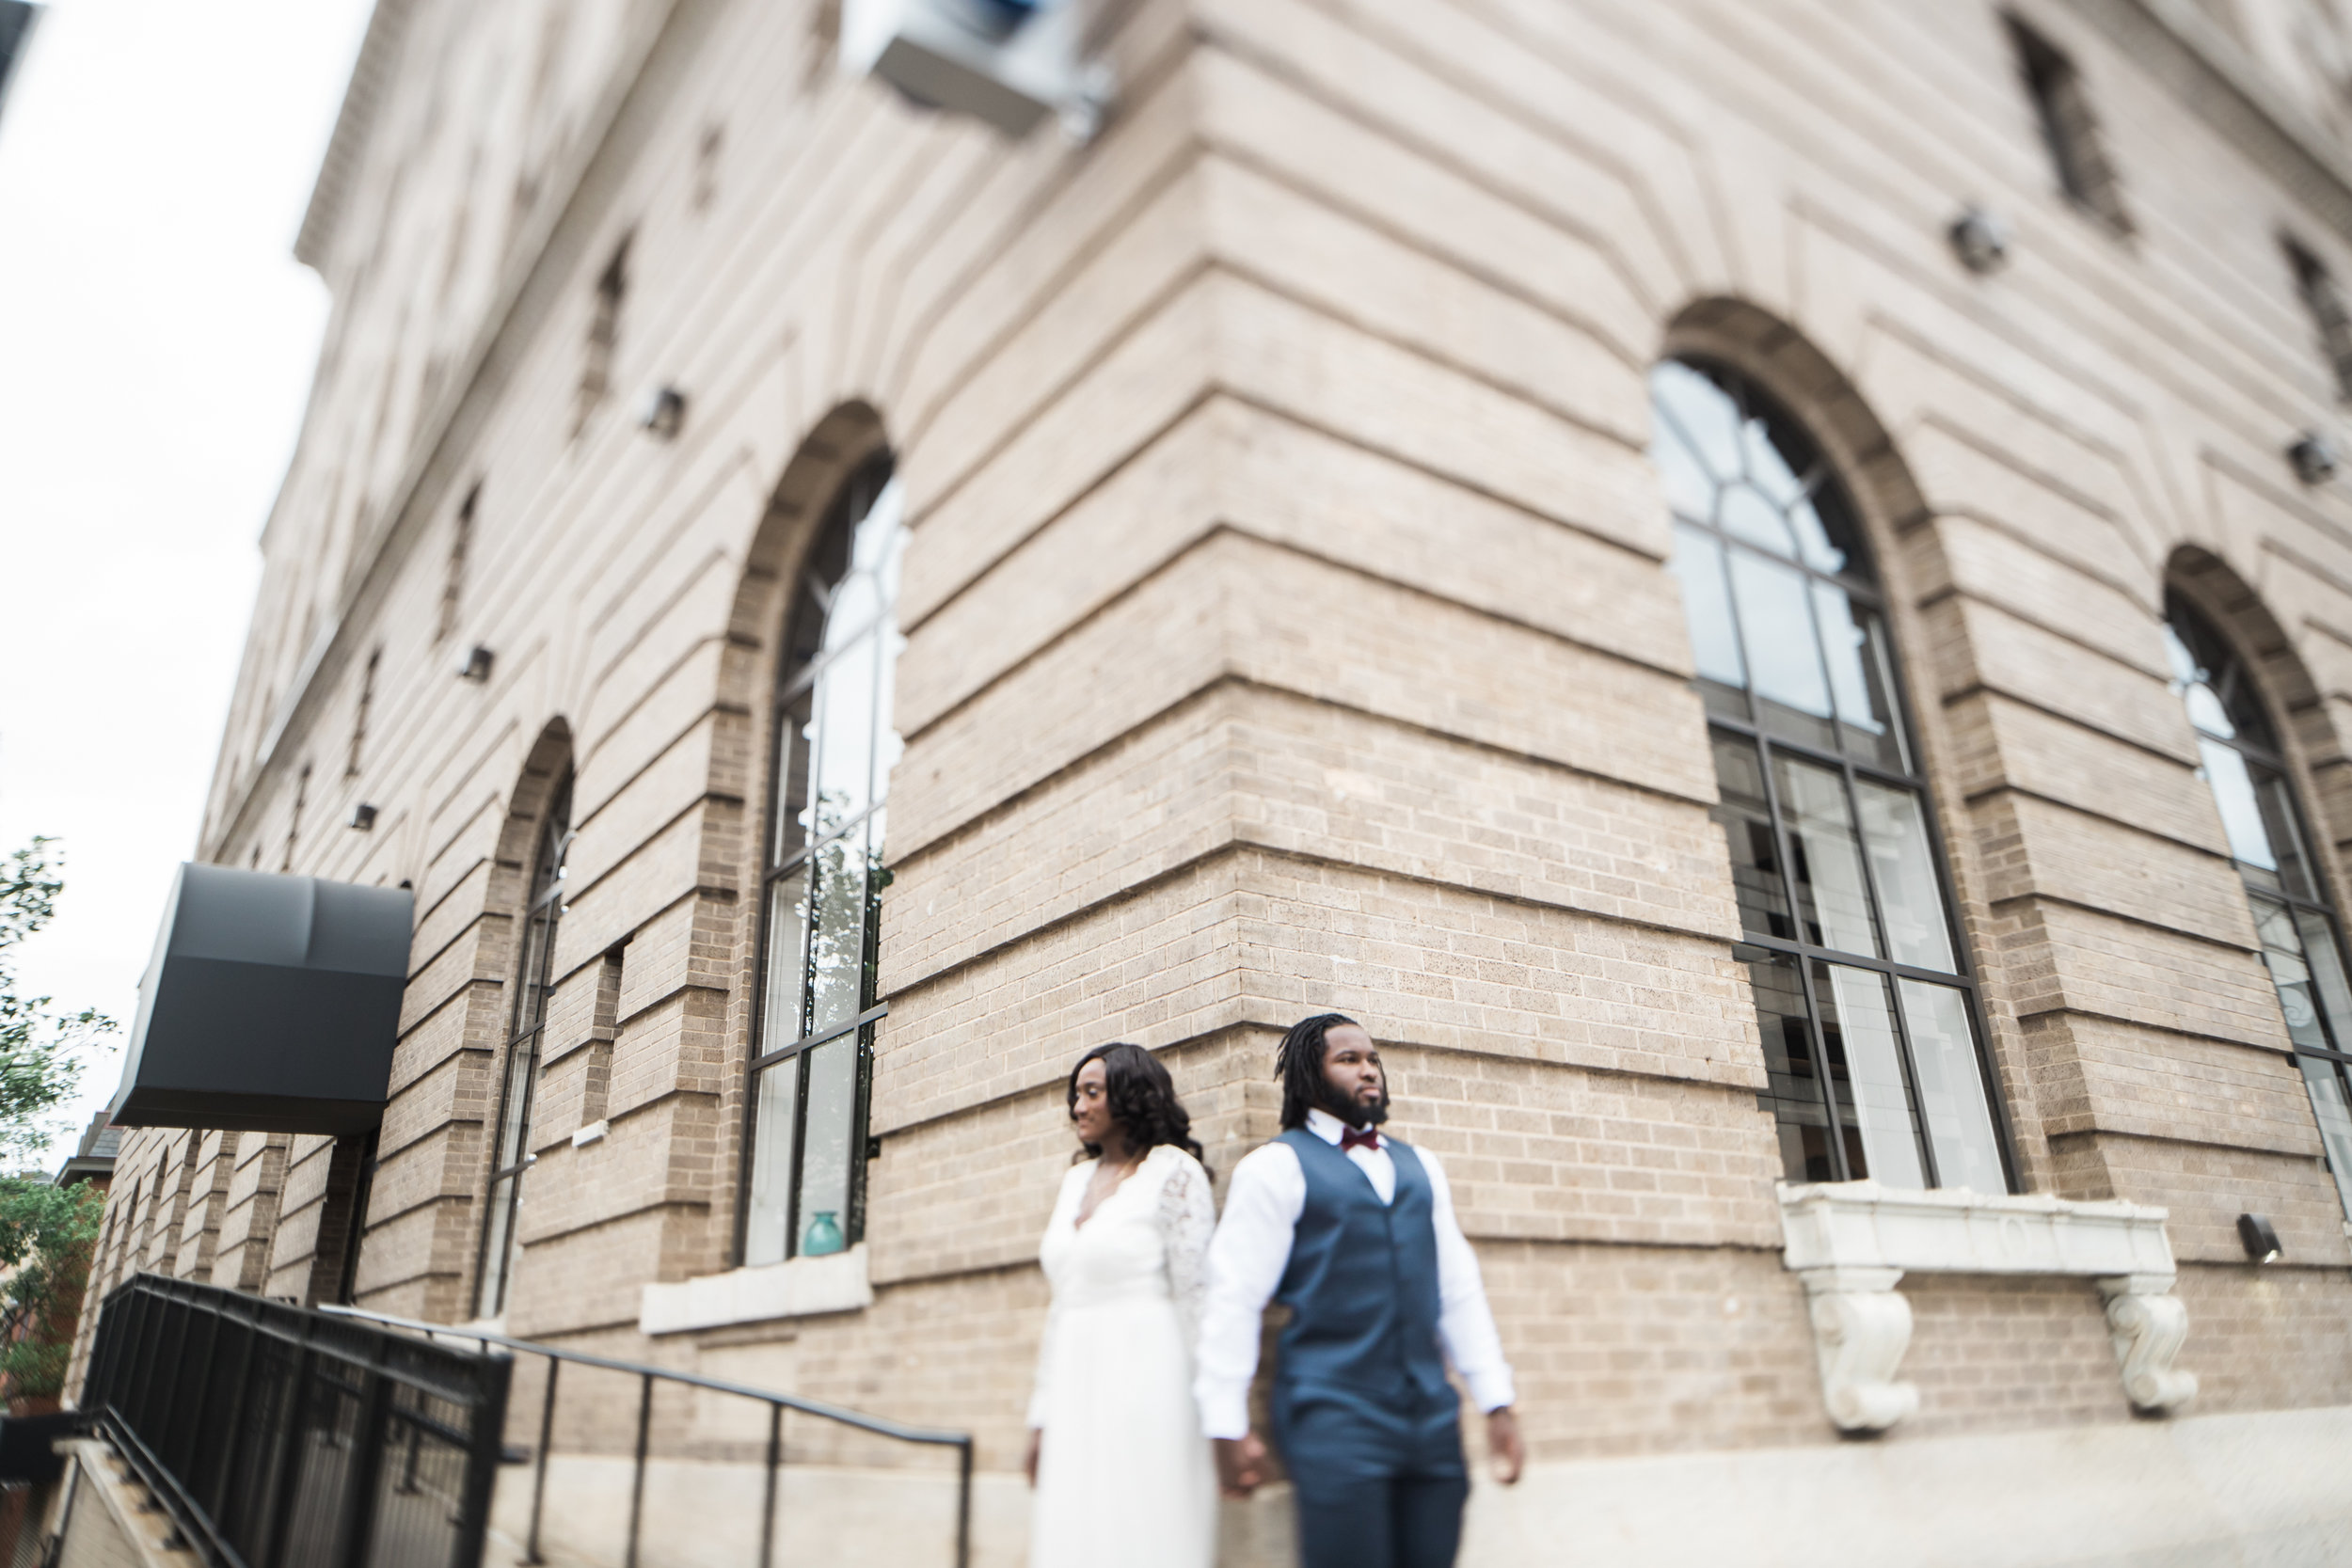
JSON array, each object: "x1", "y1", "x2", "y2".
[
  {"x1": 1776, "y1": 1180, "x2": 2195, "y2": 1433},
  {"x1": 1777, "y1": 1180, "x2": 2179, "y2": 1277},
  {"x1": 639, "y1": 1244, "x2": 871, "y2": 1336}
]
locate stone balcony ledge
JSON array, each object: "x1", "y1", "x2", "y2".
[
  {"x1": 1778, "y1": 1180, "x2": 2180, "y2": 1277},
  {"x1": 1776, "y1": 1181, "x2": 2196, "y2": 1433}
]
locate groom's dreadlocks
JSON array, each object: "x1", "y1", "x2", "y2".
[{"x1": 1277, "y1": 1012, "x2": 1363, "y2": 1130}]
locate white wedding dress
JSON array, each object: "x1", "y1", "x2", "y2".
[{"x1": 1027, "y1": 1143, "x2": 1218, "y2": 1568}]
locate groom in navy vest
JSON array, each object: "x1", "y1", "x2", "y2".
[{"x1": 1195, "y1": 1013, "x2": 1523, "y2": 1567}]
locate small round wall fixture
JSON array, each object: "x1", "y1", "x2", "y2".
[
  {"x1": 637, "y1": 385, "x2": 687, "y2": 439},
  {"x1": 348, "y1": 803, "x2": 379, "y2": 832},
  {"x1": 2237, "y1": 1212, "x2": 2283, "y2": 1264},
  {"x1": 2288, "y1": 431, "x2": 2339, "y2": 485},
  {"x1": 1948, "y1": 205, "x2": 2010, "y2": 275}
]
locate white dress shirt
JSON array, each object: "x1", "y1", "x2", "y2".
[{"x1": 1192, "y1": 1108, "x2": 1516, "y2": 1440}]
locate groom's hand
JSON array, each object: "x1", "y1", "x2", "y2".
[
  {"x1": 1486, "y1": 1407, "x2": 1524, "y2": 1485},
  {"x1": 1213, "y1": 1433, "x2": 1267, "y2": 1497}
]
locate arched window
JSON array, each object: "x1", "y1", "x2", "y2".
[
  {"x1": 1651, "y1": 359, "x2": 2010, "y2": 1193},
  {"x1": 743, "y1": 455, "x2": 904, "y2": 1267},
  {"x1": 2164, "y1": 594, "x2": 2352, "y2": 1217},
  {"x1": 477, "y1": 768, "x2": 573, "y2": 1318}
]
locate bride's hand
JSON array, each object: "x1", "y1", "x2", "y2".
[
  {"x1": 1213, "y1": 1433, "x2": 1267, "y2": 1498},
  {"x1": 1025, "y1": 1429, "x2": 1041, "y2": 1488}
]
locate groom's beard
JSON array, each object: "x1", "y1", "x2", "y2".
[{"x1": 1317, "y1": 1080, "x2": 1391, "y2": 1129}]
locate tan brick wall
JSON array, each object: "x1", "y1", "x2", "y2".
[{"x1": 72, "y1": 0, "x2": 2352, "y2": 1486}]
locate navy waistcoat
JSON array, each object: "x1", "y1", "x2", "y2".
[{"x1": 1272, "y1": 1127, "x2": 1450, "y2": 1411}]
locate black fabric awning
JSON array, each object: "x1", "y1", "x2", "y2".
[{"x1": 111, "y1": 863, "x2": 412, "y2": 1134}]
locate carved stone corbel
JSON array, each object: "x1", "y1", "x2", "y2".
[
  {"x1": 2096, "y1": 1273, "x2": 2199, "y2": 1413},
  {"x1": 1798, "y1": 1265, "x2": 1919, "y2": 1433}
]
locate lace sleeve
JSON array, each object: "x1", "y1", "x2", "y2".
[{"x1": 1157, "y1": 1152, "x2": 1217, "y2": 1357}]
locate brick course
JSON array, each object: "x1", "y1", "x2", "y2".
[{"x1": 71, "y1": 0, "x2": 2352, "y2": 1536}]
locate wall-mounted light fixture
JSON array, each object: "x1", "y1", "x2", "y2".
[
  {"x1": 2288, "y1": 431, "x2": 2339, "y2": 485},
  {"x1": 842, "y1": 0, "x2": 1114, "y2": 142},
  {"x1": 348, "y1": 803, "x2": 378, "y2": 832},
  {"x1": 2237, "y1": 1212, "x2": 2283, "y2": 1264},
  {"x1": 638, "y1": 385, "x2": 686, "y2": 439},
  {"x1": 1948, "y1": 206, "x2": 2010, "y2": 275},
  {"x1": 455, "y1": 644, "x2": 494, "y2": 683}
]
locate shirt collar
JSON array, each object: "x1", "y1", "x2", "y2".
[{"x1": 1304, "y1": 1107, "x2": 1359, "y2": 1146}]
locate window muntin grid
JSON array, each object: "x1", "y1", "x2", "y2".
[
  {"x1": 741, "y1": 456, "x2": 904, "y2": 1267},
  {"x1": 1653, "y1": 358, "x2": 2010, "y2": 1194},
  {"x1": 476, "y1": 771, "x2": 573, "y2": 1319},
  {"x1": 2164, "y1": 594, "x2": 2352, "y2": 1217}
]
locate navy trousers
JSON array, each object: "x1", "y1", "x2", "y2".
[{"x1": 1277, "y1": 1387, "x2": 1470, "y2": 1568}]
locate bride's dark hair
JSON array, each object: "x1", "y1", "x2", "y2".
[{"x1": 1066, "y1": 1042, "x2": 1209, "y2": 1177}]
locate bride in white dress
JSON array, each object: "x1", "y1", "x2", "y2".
[{"x1": 1025, "y1": 1042, "x2": 1218, "y2": 1568}]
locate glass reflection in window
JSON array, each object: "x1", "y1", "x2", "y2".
[
  {"x1": 477, "y1": 771, "x2": 573, "y2": 1319},
  {"x1": 744, "y1": 457, "x2": 904, "y2": 1266},
  {"x1": 1653, "y1": 358, "x2": 2009, "y2": 1193},
  {"x1": 2167, "y1": 594, "x2": 2352, "y2": 1219}
]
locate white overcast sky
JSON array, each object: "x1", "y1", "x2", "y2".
[{"x1": 0, "y1": 0, "x2": 373, "y2": 1164}]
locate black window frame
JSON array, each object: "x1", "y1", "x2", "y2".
[
  {"x1": 1657, "y1": 356, "x2": 2020, "y2": 1193},
  {"x1": 2165, "y1": 590, "x2": 2352, "y2": 1212},
  {"x1": 735, "y1": 451, "x2": 900, "y2": 1267},
  {"x1": 474, "y1": 768, "x2": 574, "y2": 1320}
]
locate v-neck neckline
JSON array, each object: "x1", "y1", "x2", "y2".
[{"x1": 1073, "y1": 1150, "x2": 1147, "y2": 1231}]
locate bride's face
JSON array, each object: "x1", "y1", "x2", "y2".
[{"x1": 1071, "y1": 1059, "x2": 1117, "y2": 1149}]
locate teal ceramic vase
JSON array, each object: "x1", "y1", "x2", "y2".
[{"x1": 803, "y1": 1210, "x2": 846, "y2": 1257}]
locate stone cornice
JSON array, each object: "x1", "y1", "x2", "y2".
[
  {"x1": 294, "y1": 0, "x2": 418, "y2": 277},
  {"x1": 215, "y1": 0, "x2": 693, "y2": 860}
]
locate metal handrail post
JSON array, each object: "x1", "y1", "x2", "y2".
[
  {"x1": 452, "y1": 1345, "x2": 514, "y2": 1568},
  {"x1": 624, "y1": 1372, "x2": 653, "y2": 1568},
  {"x1": 524, "y1": 1358, "x2": 558, "y2": 1565},
  {"x1": 758, "y1": 1402, "x2": 782, "y2": 1568},
  {"x1": 258, "y1": 1343, "x2": 316, "y2": 1568},
  {"x1": 332, "y1": 1362, "x2": 392, "y2": 1568},
  {"x1": 170, "y1": 1306, "x2": 222, "y2": 1481},
  {"x1": 207, "y1": 1309, "x2": 262, "y2": 1527},
  {"x1": 148, "y1": 1288, "x2": 194, "y2": 1454},
  {"x1": 956, "y1": 1437, "x2": 973, "y2": 1568}
]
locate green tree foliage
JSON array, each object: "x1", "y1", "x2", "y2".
[
  {"x1": 0, "y1": 839, "x2": 115, "y2": 1402},
  {"x1": 0, "y1": 1181, "x2": 102, "y2": 1400},
  {"x1": 0, "y1": 838, "x2": 109, "y2": 1162}
]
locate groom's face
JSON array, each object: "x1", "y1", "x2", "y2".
[{"x1": 1319, "y1": 1024, "x2": 1388, "y2": 1127}]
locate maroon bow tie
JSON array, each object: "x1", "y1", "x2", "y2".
[{"x1": 1340, "y1": 1127, "x2": 1380, "y2": 1153}]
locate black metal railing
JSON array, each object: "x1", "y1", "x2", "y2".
[
  {"x1": 83, "y1": 1275, "x2": 512, "y2": 1568},
  {"x1": 322, "y1": 1304, "x2": 976, "y2": 1568}
]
